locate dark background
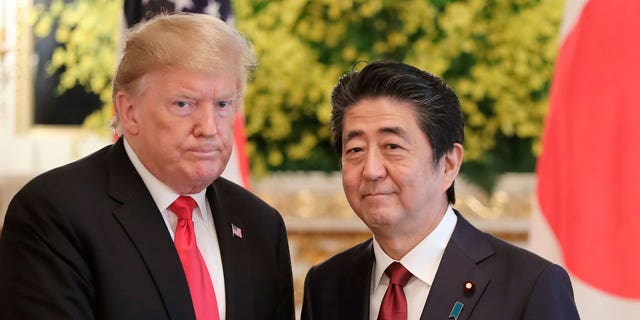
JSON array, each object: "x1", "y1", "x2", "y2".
[{"x1": 32, "y1": 0, "x2": 101, "y2": 125}]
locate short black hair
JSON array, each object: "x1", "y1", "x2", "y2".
[{"x1": 330, "y1": 60, "x2": 464, "y2": 203}]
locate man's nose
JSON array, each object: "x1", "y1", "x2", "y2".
[
  {"x1": 362, "y1": 148, "x2": 387, "y2": 181},
  {"x1": 193, "y1": 106, "x2": 218, "y2": 136}
]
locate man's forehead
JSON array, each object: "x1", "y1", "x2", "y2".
[{"x1": 343, "y1": 125, "x2": 411, "y2": 141}]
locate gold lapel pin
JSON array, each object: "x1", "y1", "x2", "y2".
[{"x1": 463, "y1": 281, "x2": 475, "y2": 296}]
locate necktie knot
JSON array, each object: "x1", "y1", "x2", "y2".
[
  {"x1": 385, "y1": 262, "x2": 412, "y2": 286},
  {"x1": 170, "y1": 196, "x2": 197, "y2": 220},
  {"x1": 378, "y1": 262, "x2": 412, "y2": 320}
]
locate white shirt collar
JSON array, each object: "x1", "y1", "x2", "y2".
[
  {"x1": 123, "y1": 138, "x2": 208, "y2": 221},
  {"x1": 372, "y1": 205, "x2": 457, "y2": 289}
]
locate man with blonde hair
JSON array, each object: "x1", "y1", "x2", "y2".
[{"x1": 0, "y1": 13, "x2": 294, "y2": 320}]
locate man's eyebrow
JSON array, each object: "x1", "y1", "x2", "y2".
[
  {"x1": 343, "y1": 129, "x2": 364, "y2": 144},
  {"x1": 343, "y1": 126, "x2": 409, "y2": 143},
  {"x1": 173, "y1": 94, "x2": 196, "y2": 100}
]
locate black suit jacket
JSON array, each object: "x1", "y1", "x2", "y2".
[
  {"x1": 0, "y1": 139, "x2": 294, "y2": 320},
  {"x1": 301, "y1": 211, "x2": 580, "y2": 320}
]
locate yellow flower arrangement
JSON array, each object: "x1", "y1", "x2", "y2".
[{"x1": 32, "y1": 0, "x2": 564, "y2": 189}]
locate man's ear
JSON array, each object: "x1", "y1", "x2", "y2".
[
  {"x1": 115, "y1": 91, "x2": 139, "y2": 136},
  {"x1": 441, "y1": 143, "x2": 463, "y2": 191}
]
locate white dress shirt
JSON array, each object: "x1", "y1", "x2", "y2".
[
  {"x1": 124, "y1": 139, "x2": 226, "y2": 319},
  {"x1": 369, "y1": 206, "x2": 457, "y2": 320}
]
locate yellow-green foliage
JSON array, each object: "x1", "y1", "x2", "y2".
[
  {"x1": 235, "y1": 0, "x2": 563, "y2": 177},
  {"x1": 32, "y1": 0, "x2": 564, "y2": 183},
  {"x1": 31, "y1": 0, "x2": 120, "y2": 136},
  {"x1": 428, "y1": 0, "x2": 563, "y2": 159}
]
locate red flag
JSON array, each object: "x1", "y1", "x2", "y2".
[
  {"x1": 227, "y1": 111, "x2": 251, "y2": 188},
  {"x1": 534, "y1": 0, "x2": 640, "y2": 317}
]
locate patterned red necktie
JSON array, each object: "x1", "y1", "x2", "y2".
[
  {"x1": 170, "y1": 196, "x2": 220, "y2": 320},
  {"x1": 378, "y1": 262, "x2": 413, "y2": 320}
]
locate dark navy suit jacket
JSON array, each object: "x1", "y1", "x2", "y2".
[
  {"x1": 0, "y1": 138, "x2": 295, "y2": 320},
  {"x1": 301, "y1": 211, "x2": 580, "y2": 320}
]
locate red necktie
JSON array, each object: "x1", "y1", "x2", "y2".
[
  {"x1": 378, "y1": 262, "x2": 413, "y2": 320},
  {"x1": 170, "y1": 196, "x2": 220, "y2": 320}
]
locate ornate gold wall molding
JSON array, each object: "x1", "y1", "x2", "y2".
[{"x1": 253, "y1": 172, "x2": 534, "y2": 221}]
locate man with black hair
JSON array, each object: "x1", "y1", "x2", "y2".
[{"x1": 301, "y1": 60, "x2": 579, "y2": 320}]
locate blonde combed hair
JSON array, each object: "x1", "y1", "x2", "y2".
[{"x1": 111, "y1": 13, "x2": 257, "y2": 133}]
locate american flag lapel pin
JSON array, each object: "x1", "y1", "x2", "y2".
[{"x1": 231, "y1": 224, "x2": 243, "y2": 239}]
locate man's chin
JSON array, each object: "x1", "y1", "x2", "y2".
[
  {"x1": 174, "y1": 171, "x2": 219, "y2": 193},
  {"x1": 359, "y1": 210, "x2": 398, "y2": 227}
]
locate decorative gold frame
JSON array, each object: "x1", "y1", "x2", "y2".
[{"x1": 14, "y1": 0, "x2": 32, "y2": 133}]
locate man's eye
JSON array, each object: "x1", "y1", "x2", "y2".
[
  {"x1": 346, "y1": 147, "x2": 364, "y2": 154},
  {"x1": 175, "y1": 101, "x2": 190, "y2": 108},
  {"x1": 217, "y1": 100, "x2": 232, "y2": 108}
]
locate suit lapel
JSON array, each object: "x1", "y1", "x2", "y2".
[
  {"x1": 340, "y1": 239, "x2": 374, "y2": 320},
  {"x1": 107, "y1": 139, "x2": 195, "y2": 320},
  {"x1": 206, "y1": 183, "x2": 251, "y2": 320},
  {"x1": 420, "y1": 212, "x2": 492, "y2": 320}
]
